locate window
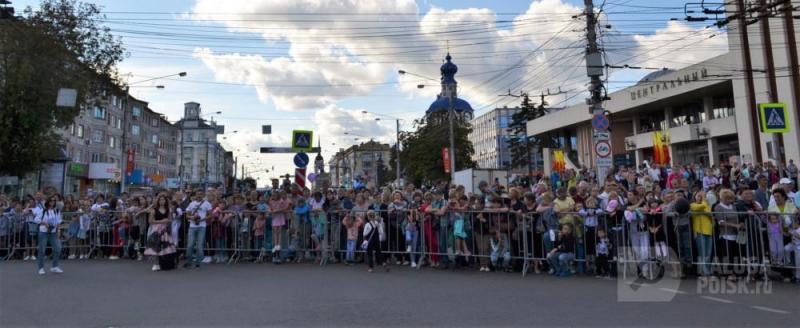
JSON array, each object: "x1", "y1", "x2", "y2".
[
  {"x1": 69, "y1": 124, "x2": 75, "y2": 136},
  {"x1": 111, "y1": 95, "x2": 118, "y2": 107},
  {"x1": 131, "y1": 143, "x2": 140, "y2": 152},
  {"x1": 151, "y1": 134, "x2": 158, "y2": 144},
  {"x1": 92, "y1": 130, "x2": 103, "y2": 143},
  {"x1": 131, "y1": 124, "x2": 140, "y2": 136},
  {"x1": 93, "y1": 106, "x2": 106, "y2": 119},
  {"x1": 91, "y1": 153, "x2": 103, "y2": 163},
  {"x1": 116, "y1": 117, "x2": 122, "y2": 129},
  {"x1": 109, "y1": 136, "x2": 116, "y2": 148},
  {"x1": 77, "y1": 125, "x2": 84, "y2": 138},
  {"x1": 712, "y1": 96, "x2": 735, "y2": 119},
  {"x1": 151, "y1": 118, "x2": 159, "y2": 127},
  {"x1": 132, "y1": 106, "x2": 142, "y2": 117}
]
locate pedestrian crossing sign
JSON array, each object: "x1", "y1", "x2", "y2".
[
  {"x1": 292, "y1": 130, "x2": 314, "y2": 151},
  {"x1": 758, "y1": 103, "x2": 790, "y2": 133}
]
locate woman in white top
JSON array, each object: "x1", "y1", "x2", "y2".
[{"x1": 35, "y1": 196, "x2": 63, "y2": 275}]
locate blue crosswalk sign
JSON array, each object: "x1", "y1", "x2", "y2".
[
  {"x1": 292, "y1": 130, "x2": 314, "y2": 151},
  {"x1": 758, "y1": 103, "x2": 789, "y2": 133}
]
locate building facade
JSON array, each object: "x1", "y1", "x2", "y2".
[
  {"x1": 527, "y1": 53, "x2": 740, "y2": 169},
  {"x1": 328, "y1": 140, "x2": 392, "y2": 188},
  {"x1": 470, "y1": 106, "x2": 520, "y2": 170},
  {"x1": 176, "y1": 102, "x2": 230, "y2": 189},
  {"x1": 123, "y1": 96, "x2": 179, "y2": 189}
]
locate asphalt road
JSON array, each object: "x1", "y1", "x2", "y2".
[{"x1": 1, "y1": 260, "x2": 798, "y2": 327}]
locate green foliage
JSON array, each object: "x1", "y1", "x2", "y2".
[
  {"x1": 508, "y1": 94, "x2": 558, "y2": 171},
  {"x1": 0, "y1": 0, "x2": 125, "y2": 176},
  {"x1": 399, "y1": 112, "x2": 476, "y2": 186}
]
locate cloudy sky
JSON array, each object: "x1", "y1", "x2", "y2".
[{"x1": 19, "y1": 0, "x2": 729, "y2": 186}]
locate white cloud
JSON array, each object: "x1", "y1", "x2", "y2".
[
  {"x1": 312, "y1": 105, "x2": 394, "y2": 155},
  {"x1": 188, "y1": 0, "x2": 728, "y2": 113},
  {"x1": 630, "y1": 21, "x2": 727, "y2": 69}
]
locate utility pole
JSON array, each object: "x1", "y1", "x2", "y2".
[
  {"x1": 120, "y1": 87, "x2": 130, "y2": 194},
  {"x1": 585, "y1": 0, "x2": 611, "y2": 185},
  {"x1": 758, "y1": 0, "x2": 782, "y2": 167},
  {"x1": 395, "y1": 119, "x2": 401, "y2": 187}
]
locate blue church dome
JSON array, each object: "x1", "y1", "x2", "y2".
[
  {"x1": 440, "y1": 53, "x2": 458, "y2": 84},
  {"x1": 426, "y1": 96, "x2": 473, "y2": 115},
  {"x1": 426, "y1": 52, "x2": 473, "y2": 117}
]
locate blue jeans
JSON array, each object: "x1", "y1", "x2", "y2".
[
  {"x1": 491, "y1": 234, "x2": 511, "y2": 269},
  {"x1": 37, "y1": 232, "x2": 61, "y2": 270},
  {"x1": 437, "y1": 218, "x2": 451, "y2": 266},
  {"x1": 405, "y1": 230, "x2": 419, "y2": 263},
  {"x1": 695, "y1": 234, "x2": 713, "y2": 276},
  {"x1": 346, "y1": 240, "x2": 356, "y2": 262},
  {"x1": 216, "y1": 237, "x2": 228, "y2": 260},
  {"x1": 548, "y1": 252, "x2": 575, "y2": 275},
  {"x1": 186, "y1": 227, "x2": 206, "y2": 266}
]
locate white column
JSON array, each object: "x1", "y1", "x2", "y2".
[{"x1": 708, "y1": 138, "x2": 719, "y2": 166}]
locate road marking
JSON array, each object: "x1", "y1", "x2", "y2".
[
  {"x1": 751, "y1": 306, "x2": 789, "y2": 314},
  {"x1": 658, "y1": 288, "x2": 687, "y2": 295},
  {"x1": 701, "y1": 296, "x2": 734, "y2": 304}
]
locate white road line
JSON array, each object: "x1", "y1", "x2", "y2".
[
  {"x1": 751, "y1": 306, "x2": 790, "y2": 314},
  {"x1": 658, "y1": 288, "x2": 688, "y2": 295},
  {"x1": 701, "y1": 296, "x2": 734, "y2": 304}
]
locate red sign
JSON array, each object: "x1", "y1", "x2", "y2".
[
  {"x1": 125, "y1": 149, "x2": 135, "y2": 176},
  {"x1": 442, "y1": 148, "x2": 450, "y2": 173},
  {"x1": 295, "y1": 167, "x2": 306, "y2": 189}
]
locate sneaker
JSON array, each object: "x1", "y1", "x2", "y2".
[
  {"x1": 24, "y1": 256, "x2": 30, "y2": 261},
  {"x1": 275, "y1": 245, "x2": 281, "y2": 251},
  {"x1": 406, "y1": 245, "x2": 412, "y2": 253},
  {"x1": 152, "y1": 264, "x2": 159, "y2": 271},
  {"x1": 411, "y1": 262, "x2": 417, "y2": 268},
  {"x1": 137, "y1": 254, "x2": 144, "y2": 261},
  {"x1": 548, "y1": 268, "x2": 556, "y2": 275},
  {"x1": 202, "y1": 256, "x2": 212, "y2": 264},
  {"x1": 30, "y1": 255, "x2": 37, "y2": 261},
  {"x1": 109, "y1": 256, "x2": 119, "y2": 260},
  {"x1": 38, "y1": 268, "x2": 45, "y2": 275},
  {"x1": 50, "y1": 267, "x2": 63, "y2": 274},
  {"x1": 402, "y1": 261, "x2": 410, "y2": 266},
  {"x1": 395, "y1": 260, "x2": 402, "y2": 265},
  {"x1": 68, "y1": 255, "x2": 77, "y2": 260}
]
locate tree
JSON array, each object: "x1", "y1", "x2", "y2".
[
  {"x1": 399, "y1": 112, "x2": 476, "y2": 186},
  {"x1": 0, "y1": 0, "x2": 125, "y2": 176},
  {"x1": 507, "y1": 94, "x2": 559, "y2": 173}
]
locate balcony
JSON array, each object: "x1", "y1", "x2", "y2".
[{"x1": 624, "y1": 116, "x2": 736, "y2": 150}]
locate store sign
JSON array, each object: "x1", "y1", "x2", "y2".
[
  {"x1": 88, "y1": 163, "x2": 119, "y2": 180},
  {"x1": 67, "y1": 163, "x2": 88, "y2": 177},
  {"x1": 126, "y1": 149, "x2": 136, "y2": 176},
  {"x1": 442, "y1": 148, "x2": 451, "y2": 173},
  {"x1": 630, "y1": 68, "x2": 708, "y2": 101}
]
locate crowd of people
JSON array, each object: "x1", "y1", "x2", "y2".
[{"x1": 0, "y1": 159, "x2": 798, "y2": 284}]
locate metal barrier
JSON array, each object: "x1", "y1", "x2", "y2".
[{"x1": 2, "y1": 206, "x2": 797, "y2": 282}]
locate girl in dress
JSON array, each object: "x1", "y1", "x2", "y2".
[{"x1": 144, "y1": 195, "x2": 176, "y2": 271}]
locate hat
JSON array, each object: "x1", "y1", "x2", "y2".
[{"x1": 780, "y1": 178, "x2": 793, "y2": 185}]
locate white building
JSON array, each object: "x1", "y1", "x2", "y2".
[
  {"x1": 527, "y1": 0, "x2": 800, "y2": 170},
  {"x1": 470, "y1": 106, "x2": 520, "y2": 170},
  {"x1": 527, "y1": 53, "x2": 740, "y2": 169},
  {"x1": 176, "y1": 102, "x2": 229, "y2": 188}
]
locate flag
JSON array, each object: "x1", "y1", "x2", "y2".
[
  {"x1": 552, "y1": 150, "x2": 566, "y2": 173},
  {"x1": 652, "y1": 131, "x2": 662, "y2": 165}
]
